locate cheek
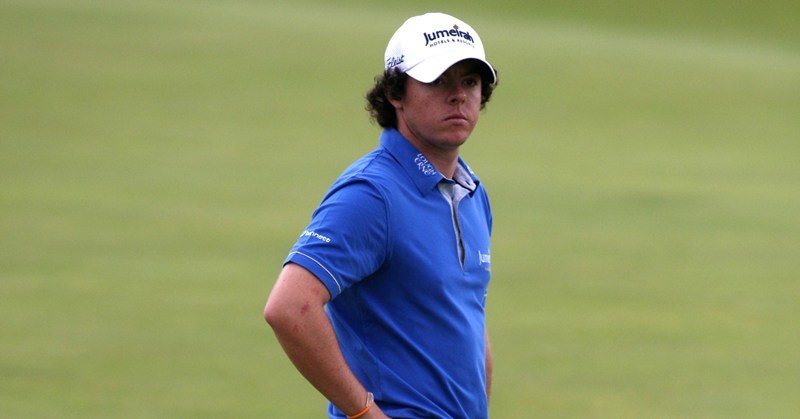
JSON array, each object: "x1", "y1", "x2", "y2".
[
  {"x1": 467, "y1": 92, "x2": 483, "y2": 113},
  {"x1": 408, "y1": 90, "x2": 434, "y2": 108},
  {"x1": 469, "y1": 88, "x2": 483, "y2": 103}
]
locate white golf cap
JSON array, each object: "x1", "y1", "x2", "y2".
[{"x1": 384, "y1": 13, "x2": 496, "y2": 84}]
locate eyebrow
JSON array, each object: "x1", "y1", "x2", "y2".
[{"x1": 444, "y1": 66, "x2": 481, "y2": 77}]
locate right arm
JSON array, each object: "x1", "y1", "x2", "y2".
[{"x1": 264, "y1": 263, "x2": 388, "y2": 418}]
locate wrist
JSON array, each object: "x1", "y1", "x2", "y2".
[{"x1": 346, "y1": 391, "x2": 374, "y2": 419}]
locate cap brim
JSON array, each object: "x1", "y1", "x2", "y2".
[{"x1": 405, "y1": 52, "x2": 497, "y2": 85}]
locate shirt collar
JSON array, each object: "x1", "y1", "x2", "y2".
[{"x1": 379, "y1": 128, "x2": 481, "y2": 196}]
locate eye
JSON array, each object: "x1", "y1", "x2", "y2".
[{"x1": 463, "y1": 76, "x2": 480, "y2": 88}]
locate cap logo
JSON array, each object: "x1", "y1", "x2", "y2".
[
  {"x1": 386, "y1": 54, "x2": 405, "y2": 69},
  {"x1": 423, "y1": 24, "x2": 475, "y2": 47}
]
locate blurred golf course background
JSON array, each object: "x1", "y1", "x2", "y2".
[{"x1": 2, "y1": 0, "x2": 799, "y2": 417}]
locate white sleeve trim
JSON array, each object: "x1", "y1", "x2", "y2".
[{"x1": 288, "y1": 251, "x2": 342, "y2": 295}]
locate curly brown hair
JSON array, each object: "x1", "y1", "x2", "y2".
[{"x1": 365, "y1": 61, "x2": 498, "y2": 129}]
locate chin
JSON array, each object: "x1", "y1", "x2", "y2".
[
  {"x1": 444, "y1": 130, "x2": 472, "y2": 146},
  {"x1": 440, "y1": 137, "x2": 469, "y2": 149}
]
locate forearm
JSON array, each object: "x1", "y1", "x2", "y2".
[
  {"x1": 270, "y1": 302, "x2": 367, "y2": 415},
  {"x1": 265, "y1": 264, "x2": 386, "y2": 417}
]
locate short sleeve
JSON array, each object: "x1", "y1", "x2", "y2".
[{"x1": 284, "y1": 180, "x2": 388, "y2": 300}]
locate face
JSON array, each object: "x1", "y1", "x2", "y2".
[{"x1": 390, "y1": 60, "x2": 483, "y2": 156}]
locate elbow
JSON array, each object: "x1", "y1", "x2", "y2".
[
  {"x1": 263, "y1": 294, "x2": 302, "y2": 333},
  {"x1": 264, "y1": 264, "x2": 328, "y2": 331},
  {"x1": 263, "y1": 293, "x2": 288, "y2": 329},
  {"x1": 263, "y1": 297, "x2": 283, "y2": 328}
]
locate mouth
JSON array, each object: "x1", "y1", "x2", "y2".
[{"x1": 444, "y1": 113, "x2": 469, "y2": 124}]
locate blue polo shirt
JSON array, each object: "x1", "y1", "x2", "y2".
[{"x1": 284, "y1": 128, "x2": 492, "y2": 419}]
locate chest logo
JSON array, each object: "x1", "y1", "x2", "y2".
[
  {"x1": 414, "y1": 154, "x2": 437, "y2": 176},
  {"x1": 478, "y1": 250, "x2": 491, "y2": 271}
]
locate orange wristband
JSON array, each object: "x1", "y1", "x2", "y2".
[{"x1": 347, "y1": 392, "x2": 374, "y2": 419}]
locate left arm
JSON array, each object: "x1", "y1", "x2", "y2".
[{"x1": 485, "y1": 328, "x2": 493, "y2": 403}]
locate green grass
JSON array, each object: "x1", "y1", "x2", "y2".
[{"x1": 2, "y1": 0, "x2": 799, "y2": 417}]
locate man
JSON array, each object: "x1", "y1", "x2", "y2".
[{"x1": 264, "y1": 12, "x2": 499, "y2": 419}]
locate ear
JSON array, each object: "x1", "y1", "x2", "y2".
[{"x1": 385, "y1": 87, "x2": 403, "y2": 110}]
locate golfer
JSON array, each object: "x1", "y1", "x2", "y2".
[{"x1": 264, "y1": 12, "x2": 499, "y2": 419}]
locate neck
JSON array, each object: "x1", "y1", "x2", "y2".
[
  {"x1": 395, "y1": 128, "x2": 460, "y2": 179},
  {"x1": 428, "y1": 153, "x2": 458, "y2": 179}
]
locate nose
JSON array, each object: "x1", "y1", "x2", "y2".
[{"x1": 449, "y1": 85, "x2": 467, "y2": 104}]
